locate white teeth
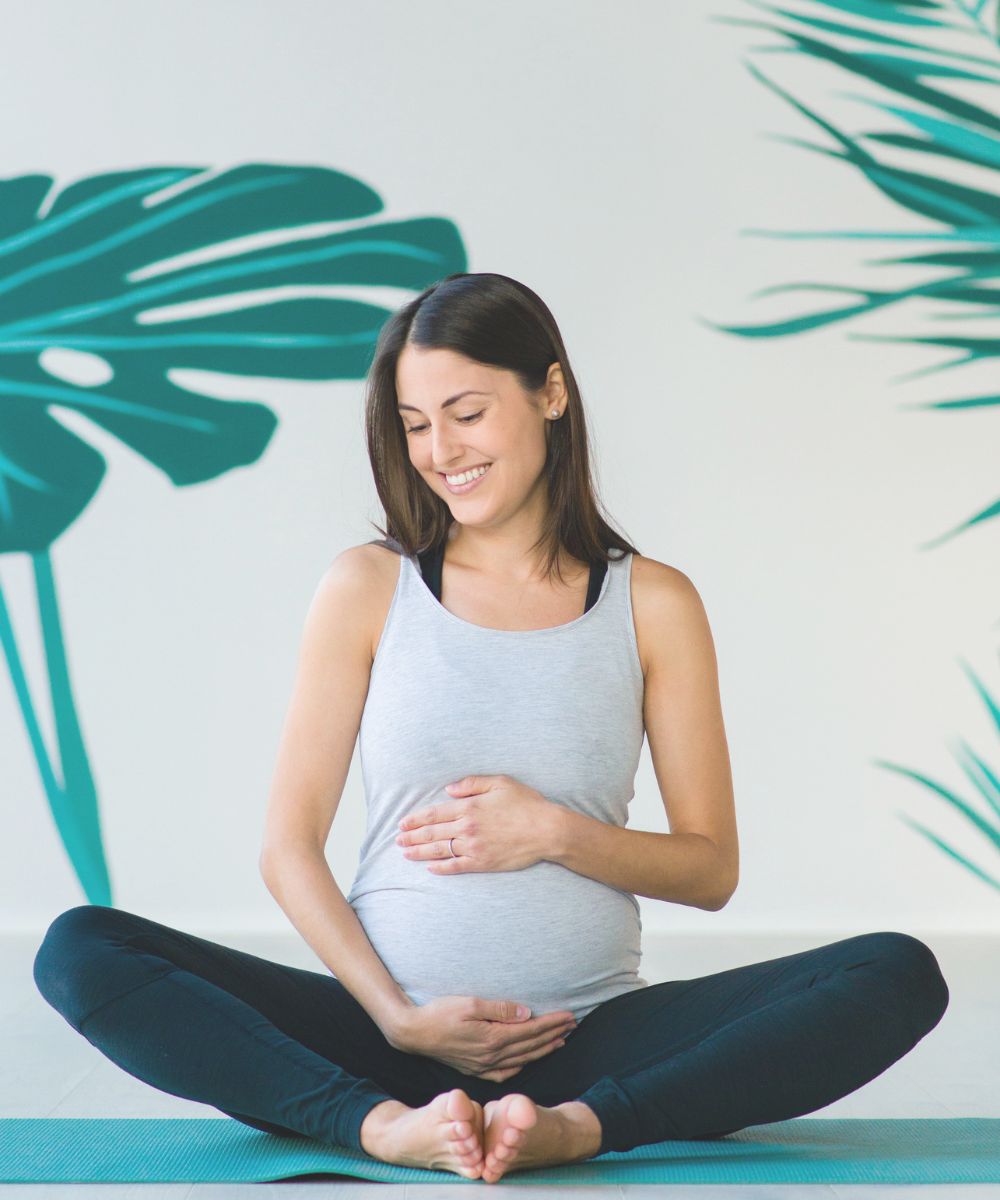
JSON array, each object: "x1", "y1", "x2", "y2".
[{"x1": 445, "y1": 464, "x2": 491, "y2": 485}]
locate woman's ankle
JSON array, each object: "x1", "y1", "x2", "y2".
[
  {"x1": 359, "y1": 1098, "x2": 410, "y2": 1155},
  {"x1": 555, "y1": 1101, "x2": 603, "y2": 1158}
]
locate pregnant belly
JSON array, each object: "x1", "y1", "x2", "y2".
[{"x1": 348, "y1": 859, "x2": 645, "y2": 1022}]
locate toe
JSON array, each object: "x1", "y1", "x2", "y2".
[
  {"x1": 444, "y1": 1087, "x2": 476, "y2": 1124},
  {"x1": 507, "y1": 1093, "x2": 538, "y2": 1129}
]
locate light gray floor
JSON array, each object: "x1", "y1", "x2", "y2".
[{"x1": 2, "y1": 929, "x2": 996, "y2": 1198}]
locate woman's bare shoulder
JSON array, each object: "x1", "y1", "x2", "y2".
[
  {"x1": 327, "y1": 541, "x2": 405, "y2": 662},
  {"x1": 340, "y1": 538, "x2": 404, "y2": 566},
  {"x1": 629, "y1": 551, "x2": 693, "y2": 594},
  {"x1": 628, "y1": 553, "x2": 705, "y2": 678}
]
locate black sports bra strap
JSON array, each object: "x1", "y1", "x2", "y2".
[
  {"x1": 416, "y1": 540, "x2": 445, "y2": 602},
  {"x1": 417, "y1": 541, "x2": 607, "y2": 615},
  {"x1": 585, "y1": 559, "x2": 608, "y2": 611}
]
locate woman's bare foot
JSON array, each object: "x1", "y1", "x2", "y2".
[
  {"x1": 479, "y1": 1094, "x2": 602, "y2": 1183},
  {"x1": 358, "y1": 1088, "x2": 487, "y2": 1178}
]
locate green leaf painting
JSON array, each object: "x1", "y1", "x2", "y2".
[
  {"x1": 710, "y1": 0, "x2": 1000, "y2": 547},
  {"x1": 713, "y1": 0, "x2": 1000, "y2": 896},
  {"x1": 873, "y1": 658, "x2": 1000, "y2": 894},
  {"x1": 0, "y1": 163, "x2": 465, "y2": 903}
]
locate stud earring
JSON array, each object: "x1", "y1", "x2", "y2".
[{"x1": 551, "y1": 409, "x2": 559, "y2": 417}]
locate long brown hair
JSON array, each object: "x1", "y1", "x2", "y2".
[{"x1": 364, "y1": 271, "x2": 638, "y2": 586}]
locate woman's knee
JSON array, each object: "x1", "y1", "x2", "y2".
[
  {"x1": 857, "y1": 931, "x2": 950, "y2": 1033},
  {"x1": 32, "y1": 905, "x2": 133, "y2": 1030}
]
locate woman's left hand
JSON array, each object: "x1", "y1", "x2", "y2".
[{"x1": 396, "y1": 775, "x2": 557, "y2": 874}]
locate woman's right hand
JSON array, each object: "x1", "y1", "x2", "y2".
[{"x1": 390, "y1": 995, "x2": 578, "y2": 1081}]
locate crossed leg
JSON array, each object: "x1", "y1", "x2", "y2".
[
  {"x1": 463, "y1": 930, "x2": 951, "y2": 1176},
  {"x1": 33, "y1": 911, "x2": 949, "y2": 1182}
]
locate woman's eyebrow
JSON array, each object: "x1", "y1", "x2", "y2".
[{"x1": 397, "y1": 390, "x2": 492, "y2": 413}]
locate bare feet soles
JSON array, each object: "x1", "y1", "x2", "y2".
[
  {"x1": 359, "y1": 1090, "x2": 486, "y2": 1179},
  {"x1": 480, "y1": 1094, "x2": 602, "y2": 1182},
  {"x1": 359, "y1": 1088, "x2": 602, "y2": 1183}
]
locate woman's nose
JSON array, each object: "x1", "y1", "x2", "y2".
[{"x1": 431, "y1": 432, "x2": 468, "y2": 467}]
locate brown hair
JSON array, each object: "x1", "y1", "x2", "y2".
[{"x1": 364, "y1": 271, "x2": 638, "y2": 586}]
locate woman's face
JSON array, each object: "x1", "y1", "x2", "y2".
[{"x1": 395, "y1": 343, "x2": 563, "y2": 527}]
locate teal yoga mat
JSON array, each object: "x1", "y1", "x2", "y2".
[{"x1": 2, "y1": 1117, "x2": 998, "y2": 1184}]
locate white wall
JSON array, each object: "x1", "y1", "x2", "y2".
[{"x1": 2, "y1": 0, "x2": 997, "y2": 938}]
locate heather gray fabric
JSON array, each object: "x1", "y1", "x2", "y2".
[{"x1": 342, "y1": 539, "x2": 649, "y2": 1022}]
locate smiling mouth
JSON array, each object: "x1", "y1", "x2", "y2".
[
  {"x1": 438, "y1": 463, "x2": 493, "y2": 493},
  {"x1": 438, "y1": 462, "x2": 491, "y2": 478}
]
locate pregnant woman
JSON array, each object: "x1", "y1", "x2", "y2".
[{"x1": 33, "y1": 272, "x2": 949, "y2": 1183}]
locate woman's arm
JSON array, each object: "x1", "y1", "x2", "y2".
[
  {"x1": 259, "y1": 547, "x2": 415, "y2": 1046},
  {"x1": 544, "y1": 817, "x2": 732, "y2": 909},
  {"x1": 261, "y1": 845, "x2": 415, "y2": 1044}
]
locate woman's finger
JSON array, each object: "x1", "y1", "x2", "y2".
[
  {"x1": 491, "y1": 1034, "x2": 566, "y2": 1070},
  {"x1": 480, "y1": 1066, "x2": 523, "y2": 1081},
  {"x1": 492, "y1": 1023, "x2": 575, "y2": 1059}
]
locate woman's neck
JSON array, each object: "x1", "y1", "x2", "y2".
[{"x1": 445, "y1": 523, "x2": 585, "y2": 587}]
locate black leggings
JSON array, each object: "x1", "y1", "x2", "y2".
[{"x1": 32, "y1": 905, "x2": 949, "y2": 1157}]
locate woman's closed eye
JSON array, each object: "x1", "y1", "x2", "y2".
[{"x1": 405, "y1": 412, "x2": 484, "y2": 435}]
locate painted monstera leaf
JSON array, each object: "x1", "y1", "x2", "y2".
[
  {"x1": 710, "y1": 0, "x2": 1000, "y2": 548},
  {"x1": 873, "y1": 658, "x2": 1000, "y2": 895},
  {"x1": 0, "y1": 163, "x2": 466, "y2": 903}
]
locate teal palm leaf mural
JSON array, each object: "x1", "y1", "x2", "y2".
[
  {"x1": 873, "y1": 658, "x2": 1000, "y2": 894},
  {"x1": 710, "y1": 0, "x2": 1000, "y2": 548},
  {"x1": 0, "y1": 163, "x2": 466, "y2": 903},
  {"x1": 710, "y1": 0, "x2": 1000, "y2": 893}
]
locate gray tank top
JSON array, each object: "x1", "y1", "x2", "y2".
[{"x1": 344, "y1": 540, "x2": 649, "y2": 1022}]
